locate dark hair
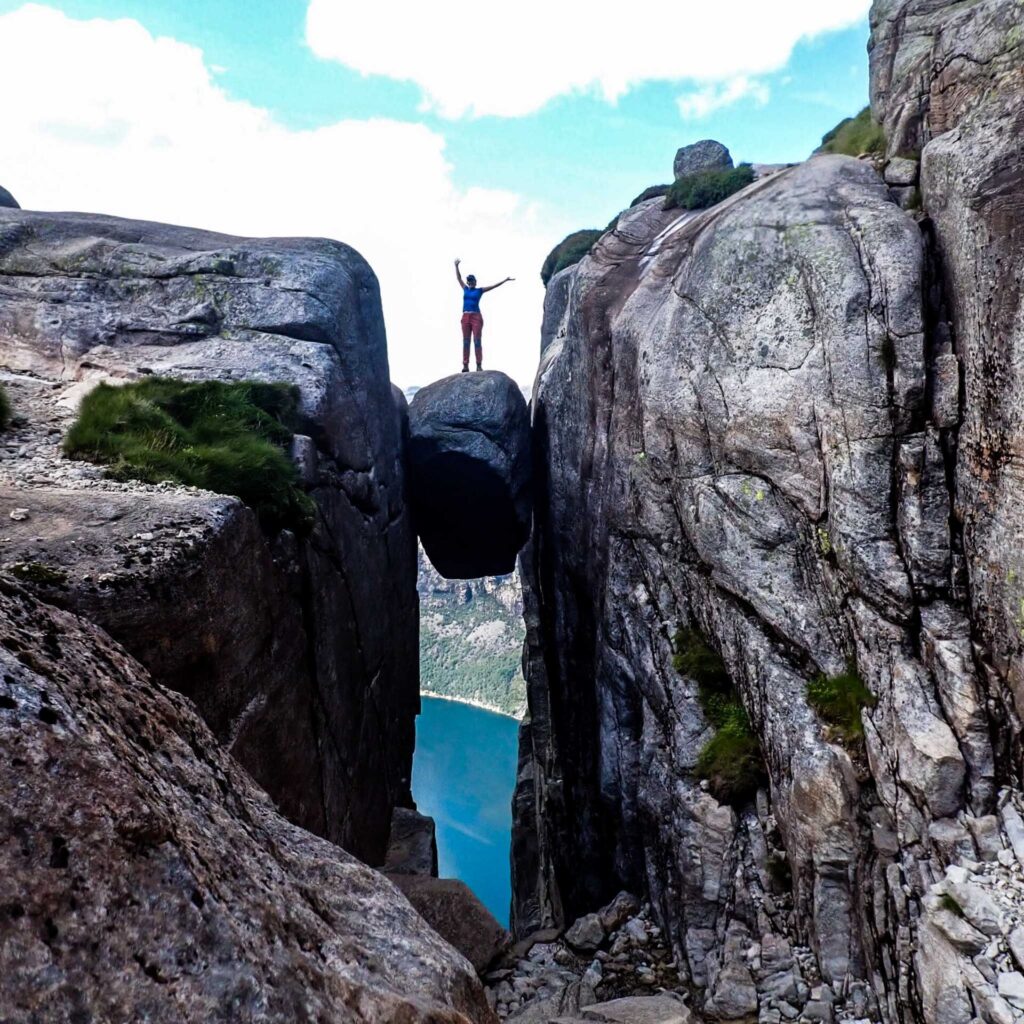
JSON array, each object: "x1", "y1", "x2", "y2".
[{"x1": 466, "y1": 274, "x2": 476, "y2": 283}]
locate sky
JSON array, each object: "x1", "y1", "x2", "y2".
[{"x1": 0, "y1": 1, "x2": 873, "y2": 389}]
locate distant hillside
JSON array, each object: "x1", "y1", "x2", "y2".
[{"x1": 418, "y1": 545, "x2": 526, "y2": 718}]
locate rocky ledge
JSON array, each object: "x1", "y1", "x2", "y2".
[
  {"x1": 0, "y1": 578, "x2": 491, "y2": 1022},
  {"x1": 0, "y1": 209, "x2": 418, "y2": 864}
]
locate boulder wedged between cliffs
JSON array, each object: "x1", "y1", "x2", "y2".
[{"x1": 408, "y1": 371, "x2": 531, "y2": 579}]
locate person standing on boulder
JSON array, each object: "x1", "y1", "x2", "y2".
[{"x1": 454, "y1": 258, "x2": 514, "y2": 372}]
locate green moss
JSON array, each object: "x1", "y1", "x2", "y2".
[
  {"x1": 939, "y1": 893, "x2": 965, "y2": 918},
  {"x1": 63, "y1": 377, "x2": 315, "y2": 534},
  {"x1": 8, "y1": 562, "x2": 68, "y2": 586},
  {"x1": 0, "y1": 384, "x2": 10, "y2": 432},
  {"x1": 663, "y1": 164, "x2": 755, "y2": 212},
  {"x1": 818, "y1": 106, "x2": 886, "y2": 158},
  {"x1": 696, "y1": 710, "x2": 767, "y2": 805},
  {"x1": 672, "y1": 628, "x2": 731, "y2": 693},
  {"x1": 540, "y1": 229, "x2": 604, "y2": 285},
  {"x1": 674, "y1": 627, "x2": 766, "y2": 804},
  {"x1": 806, "y1": 668, "x2": 877, "y2": 743}
]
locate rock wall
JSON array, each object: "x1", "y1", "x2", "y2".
[
  {"x1": 0, "y1": 209, "x2": 418, "y2": 865},
  {"x1": 512, "y1": 3, "x2": 1024, "y2": 1021},
  {"x1": 0, "y1": 577, "x2": 490, "y2": 1022}
]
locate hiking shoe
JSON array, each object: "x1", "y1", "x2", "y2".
[
  {"x1": 475, "y1": 365, "x2": 483, "y2": 371},
  {"x1": 461, "y1": 366, "x2": 469, "y2": 372}
]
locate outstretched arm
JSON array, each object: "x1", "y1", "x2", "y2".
[
  {"x1": 454, "y1": 258, "x2": 466, "y2": 289},
  {"x1": 481, "y1": 276, "x2": 515, "y2": 293}
]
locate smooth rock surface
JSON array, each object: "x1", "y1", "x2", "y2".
[
  {"x1": 0, "y1": 578, "x2": 491, "y2": 1023},
  {"x1": 408, "y1": 371, "x2": 531, "y2": 579},
  {"x1": 0, "y1": 209, "x2": 419, "y2": 864},
  {"x1": 580, "y1": 995, "x2": 692, "y2": 1024}
]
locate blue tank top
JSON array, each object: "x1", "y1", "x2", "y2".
[{"x1": 463, "y1": 287, "x2": 484, "y2": 313}]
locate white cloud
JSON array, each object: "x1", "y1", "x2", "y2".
[
  {"x1": 676, "y1": 76, "x2": 770, "y2": 120},
  {"x1": 305, "y1": 0, "x2": 870, "y2": 119},
  {"x1": 0, "y1": 4, "x2": 561, "y2": 388}
]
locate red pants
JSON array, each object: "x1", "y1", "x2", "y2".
[{"x1": 461, "y1": 312, "x2": 483, "y2": 367}]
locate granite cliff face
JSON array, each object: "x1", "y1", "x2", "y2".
[
  {"x1": 0, "y1": 209, "x2": 418, "y2": 865},
  {"x1": 512, "y1": 3, "x2": 1024, "y2": 1022}
]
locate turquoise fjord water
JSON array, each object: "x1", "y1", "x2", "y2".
[{"x1": 412, "y1": 696, "x2": 520, "y2": 926}]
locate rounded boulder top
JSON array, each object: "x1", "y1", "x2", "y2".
[
  {"x1": 407, "y1": 370, "x2": 531, "y2": 579},
  {"x1": 0, "y1": 185, "x2": 20, "y2": 209},
  {"x1": 673, "y1": 140, "x2": 733, "y2": 181}
]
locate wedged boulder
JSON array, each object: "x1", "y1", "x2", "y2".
[
  {"x1": 0, "y1": 578, "x2": 491, "y2": 1023},
  {"x1": 0, "y1": 184, "x2": 18, "y2": 208},
  {"x1": 408, "y1": 371, "x2": 531, "y2": 579},
  {"x1": 384, "y1": 806, "x2": 439, "y2": 876},
  {"x1": 387, "y1": 874, "x2": 511, "y2": 974},
  {"x1": 0, "y1": 208, "x2": 418, "y2": 865}
]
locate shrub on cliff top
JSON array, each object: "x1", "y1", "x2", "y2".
[
  {"x1": 663, "y1": 164, "x2": 755, "y2": 212},
  {"x1": 64, "y1": 377, "x2": 315, "y2": 534},
  {"x1": 806, "y1": 667, "x2": 877, "y2": 743},
  {"x1": 540, "y1": 229, "x2": 603, "y2": 286},
  {"x1": 818, "y1": 106, "x2": 886, "y2": 158}
]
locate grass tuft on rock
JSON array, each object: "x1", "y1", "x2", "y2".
[
  {"x1": 663, "y1": 164, "x2": 755, "y2": 212},
  {"x1": 818, "y1": 106, "x2": 886, "y2": 158},
  {"x1": 8, "y1": 562, "x2": 68, "y2": 586},
  {"x1": 674, "y1": 626, "x2": 767, "y2": 804},
  {"x1": 806, "y1": 667, "x2": 877, "y2": 743},
  {"x1": 540, "y1": 229, "x2": 603, "y2": 285},
  {"x1": 0, "y1": 384, "x2": 11, "y2": 432},
  {"x1": 64, "y1": 377, "x2": 316, "y2": 534},
  {"x1": 673, "y1": 627, "x2": 733, "y2": 700},
  {"x1": 695, "y1": 706, "x2": 766, "y2": 805}
]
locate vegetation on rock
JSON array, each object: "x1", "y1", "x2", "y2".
[
  {"x1": 64, "y1": 378, "x2": 315, "y2": 533},
  {"x1": 8, "y1": 562, "x2": 68, "y2": 586},
  {"x1": 806, "y1": 667, "x2": 877, "y2": 743},
  {"x1": 541, "y1": 229, "x2": 603, "y2": 285},
  {"x1": 0, "y1": 384, "x2": 11, "y2": 432},
  {"x1": 939, "y1": 893, "x2": 966, "y2": 919},
  {"x1": 673, "y1": 627, "x2": 766, "y2": 804},
  {"x1": 818, "y1": 106, "x2": 886, "y2": 157},
  {"x1": 631, "y1": 185, "x2": 671, "y2": 208},
  {"x1": 695, "y1": 705, "x2": 766, "y2": 805},
  {"x1": 672, "y1": 627, "x2": 732, "y2": 694},
  {"x1": 663, "y1": 164, "x2": 755, "y2": 211}
]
